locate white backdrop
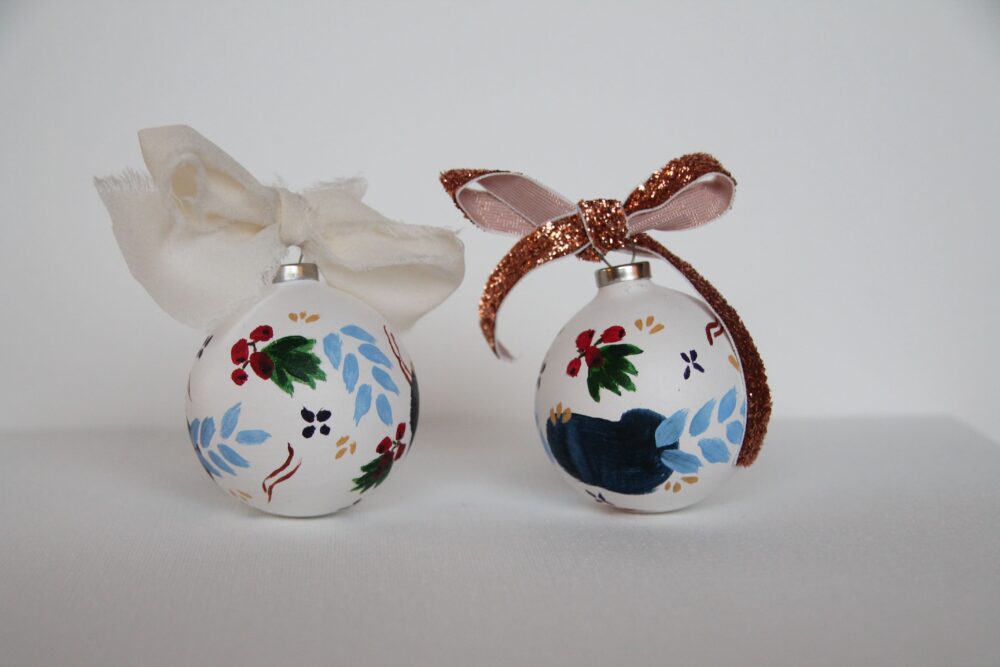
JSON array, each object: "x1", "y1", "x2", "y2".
[{"x1": 0, "y1": 0, "x2": 997, "y2": 440}]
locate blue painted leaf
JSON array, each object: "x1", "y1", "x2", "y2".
[
  {"x1": 698, "y1": 438, "x2": 730, "y2": 463},
  {"x1": 354, "y1": 384, "x2": 372, "y2": 424},
  {"x1": 235, "y1": 430, "x2": 270, "y2": 445},
  {"x1": 208, "y1": 450, "x2": 235, "y2": 476},
  {"x1": 188, "y1": 419, "x2": 200, "y2": 447},
  {"x1": 199, "y1": 417, "x2": 215, "y2": 448},
  {"x1": 340, "y1": 325, "x2": 375, "y2": 343},
  {"x1": 376, "y1": 393, "x2": 393, "y2": 425},
  {"x1": 343, "y1": 353, "x2": 359, "y2": 392},
  {"x1": 323, "y1": 333, "x2": 343, "y2": 370},
  {"x1": 741, "y1": 400, "x2": 747, "y2": 417},
  {"x1": 717, "y1": 387, "x2": 737, "y2": 423},
  {"x1": 220, "y1": 403, "x2": 241, "y2": 439},
  {"x1": 195, "y1": 448, "x2": 220, "y2": 477},
  {"x1": 218, "y1": 444, "x2": 250, "y2": 468},
  {"x1": 660, "y1": 449, "x2": 703, "y2": 474},
  {"x1": 359, "y1": 343, "x2": 393, "y2": 368},
  {"x1": 655, "y1": 409, "x2": 688, "y2": 447},
  {"x1": 372, "y1": 366, "x2": 400, "y2": 394},
  {"x1": 689, "y1": 399, "x2": 715, "y2": 437},
  {"x1": 727, "y1": 420, "x2": 745, "y2": 446}
]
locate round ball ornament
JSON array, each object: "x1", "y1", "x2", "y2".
[
  {"x1": 96, "y1": 125, "x2": 464, "y2": 515},
  {"x1": 535, "y1": 262, "x2": 746, "y2": 512},
  {"x1": 440, "y1": 154, "x2": 772, "y2": 512},
  {"x1": 186, "y1": 264, "x2": 419, "y2": 516}
]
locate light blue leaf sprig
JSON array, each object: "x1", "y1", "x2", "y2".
[
  {"x1": 653, "y1": 386, "x2": 746, "y2": 473},
  {"x1": 187, "y1": 402, "x2": 271, "y2": 478},
  {"x1": 322, "y1": 324, "x2": 401, "y2": 427}
]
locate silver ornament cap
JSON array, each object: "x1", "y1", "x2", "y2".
[
  {"x1": 595, "y1": 261, "x2": 652, "y2": 288},
  {"x1": 273, "y1": 263, "x2": 319, "y2": 283}
]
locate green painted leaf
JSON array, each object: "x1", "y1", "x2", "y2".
[
  {"x1": 583, "y1": 343, "x2": 643, "y2": 401},
  {"x1": 587, "y1": 374, "x2": 601, "y2": 402},
  {"x1": 263, "y1": 336, "x2": 326, "y2": 396},
  {"x1": 351, "y1": 455, "x2": 394, "y2": 493},
  {"x1": 270, "y1": 365, "x2": 294, "y2": 396},
  {"x1": 263, "y1": 335, "x2": 314, "y2": 355},
  {"x1": 597, "y1": 371, "x2": 622, "y2": 396},
  {"x1": 600, "y1": 343, "x2": 643, "y2": 358},
  {"x1": 610, "y1": 368, "x2": 636, "y2": 392}
]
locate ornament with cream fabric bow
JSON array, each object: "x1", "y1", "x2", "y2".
[
  {"x1": 96, "y1": 126, "x2": 464, "y2": 516},
  {"x1": 441, "y1": 155, "x2": 771, "y2": 512}
]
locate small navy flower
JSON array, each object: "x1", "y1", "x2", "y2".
[
  {"x1": 301, "y1": 407, "x2": 332, "y2": 438},
  {"x1": 681, "y1": 349, "x2": 704, "y2": 380}
]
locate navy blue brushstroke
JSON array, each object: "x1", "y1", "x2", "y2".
[
  {"x1": 544, "y1": 408, "x2": 681, "y2": 495},
  {"x1": 409, "y1": 371, "x2": 420, "y2": 438}
]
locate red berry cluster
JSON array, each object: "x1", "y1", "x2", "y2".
[
  {"x1": 374, "y1": 423, "x2": 408, "y2": 467},
  {"x1": 565, "y1": 325, "x2": 625, "y2": 377},
  {"x1": 230, "y1": 325, "x2": 275, "y2": 385}
]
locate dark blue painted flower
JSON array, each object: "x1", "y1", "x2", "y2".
[
  {"x1": 301, "y1": 407, "x2": 331, "y2": 438},
  {"x1": 681, "y1": 349, "x2": 705, "y2": 380}
]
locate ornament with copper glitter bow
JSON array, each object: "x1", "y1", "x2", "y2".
[{"x1": 439, "y1": 153, "x2": 771, "y2": 466}]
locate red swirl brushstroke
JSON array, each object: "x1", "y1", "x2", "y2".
[
  {"x1": 265, "y1": 461, "x2": 302, "y2": 502},
  {"x1": 705, "y1": 320, "x2": 724, "y2": 345},
  {"x1": 263, "y1": 443, "x2": 301, "y2": 501},
  {"x1": 384, "y1": 326, "x2": 413, "y2": 385}
]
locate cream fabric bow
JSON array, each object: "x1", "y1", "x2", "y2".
[{"x1": 95, "y1": 125, "x2": 464, "y2": 330}]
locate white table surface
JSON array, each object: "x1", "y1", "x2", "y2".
[{"x1": 2, "y1": 417, "x2": 998, "y2": 667}]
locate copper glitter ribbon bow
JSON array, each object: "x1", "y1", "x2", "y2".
[{"x1": 440, "y1": 153, "x2": 771, "y2": 465}]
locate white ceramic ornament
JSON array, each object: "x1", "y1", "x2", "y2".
[
  {"x1": 535, "y1": 263, "x2": 746, "y2": 512},
  {"x1": 96, "y1": 126, "x2": 465, "y2": 516},
  {"x1": 186, "y1": 264, "x2": 418, "y2": 517},
  {"x1": 440, "y1": 154, "x2": 772, "y2": 512}
]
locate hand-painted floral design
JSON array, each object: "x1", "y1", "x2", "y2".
[
  {"x1": 680, "y1": 349, "x2": 704, "y2": 379},
  {"x1": 634, "y1": 315, "x2": 664, "y2": 335},
  {"x1": 334, "y1": 435, "x2": 357, "y2": 460},
  {"x1": 289, "y1": 311, "x2": 320, "y2": 323},
  {"x1": 322, "y1": 325, "x2": 405, "y2": 427},
  {"x1": 187, "y1": 403, "x2": 272, "y2": 478},
  {"x1": 565, "y1": 325, "x2": 643, "y2": 402},
  {"x1": 230, "y1": 324, "x2": 326, "y2": 396},
  {"x1": 542, "y1": 386, "x2": 743, "y2": 496},
  {"x1": 686, "y1": 385, "x2": 746, "y2": 464},
  {"x1": 300, "y1": 407, "x2": 331, "y2": 438},
  {"x1": 352, "y1": 422, "x2": 408, "y2": 493}
]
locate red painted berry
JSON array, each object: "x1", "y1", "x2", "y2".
[
  {"x1": 600, "y1": 325, "x2": 625, "y2": 344},
  {"x1": 231, "y1": 339, "x2": 249, "y2": 365},
  {"x1": 376, "y1": 437, "x2": 392, "y2": 454},
  {"x1": 249, "y1": 325, "x2": 273, "y2": 342},
  {"x1": 231, "y1": 368, "x2": 249, "y2": 385},
  {"x1": 249, "y1": 351, "x2": 274, "y2": 380},
  {"x1": 395, "y1": 423, "x2": 406, "y2": 441},
  {"x1": 394, "y1": 443, "x2": 406, "y2": 461},
  {"x1": 584, "y1": 346, "x2": 603, "y2": 368},
  {"x1": 566, "y1": 358, "x2": 582, "y2": 377},
  {"x1": 575, "y1": 329, "x2": 595, "y2": 353}
]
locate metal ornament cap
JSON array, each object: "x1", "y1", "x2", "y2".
[
  {"x1": 595, "y1": 261, "x2": 652, "y2": 288},
  {"x1": 273, "y1": 263, "x2": 319, "y2": 283}
]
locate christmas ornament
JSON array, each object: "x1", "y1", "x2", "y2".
[
  {"x1": 440, "y1": 155, "x2": 772, "y2": 512},
  {"x1": 96, "y1": 126, "x2": 463, "y2": 516}
]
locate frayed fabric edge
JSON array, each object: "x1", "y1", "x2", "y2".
[{"x1": 94, "y1": 168, "x2": 154, "y2": 194}]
